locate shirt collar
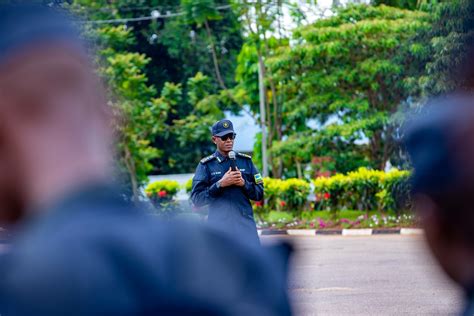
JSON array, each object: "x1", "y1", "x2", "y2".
[{"x1": 214, "y1": 151, "x2": 227, "y2": 163}]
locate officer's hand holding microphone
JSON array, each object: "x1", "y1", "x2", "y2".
[{"x1": 219, "y1": 168, "x2": 245, "y2": 188}]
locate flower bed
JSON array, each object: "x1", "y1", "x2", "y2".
[
  {"x1": 145, "y1": 180, "x2": 180, "y2": 208},
  {"x1": 257, "y1": 210, "x2": 418, "y2": 230},
  {"x1": 148, "y1": 168, "x2": 413, "y2": 227}
]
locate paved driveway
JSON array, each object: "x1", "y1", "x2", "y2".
[{"x1": 262, "y1": 235, "x2": 463, "y2": 316}]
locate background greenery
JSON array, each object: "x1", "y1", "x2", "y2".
[{"x1": 56, "y1": 0, "x2": 472, "y2": 199}]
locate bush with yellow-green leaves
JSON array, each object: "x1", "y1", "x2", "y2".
[
  {"x1": 255, "y1": 178, "x2": 311, "y2": 216},
  {"x1": 184, "y1": 178, "x2": 193, "y2": 194},
  {"x1": 145, "y1": 180, "x2": 180, "y2": 207},
  {"x1": 313, "y1": 168, "x2": 411, "y2": 215},
  {"x1": 152, "y1": 168, "x2": 411, "y2": 220}
]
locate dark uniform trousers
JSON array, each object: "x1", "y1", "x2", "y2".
[{"x1": 191, "y1": 151, "x2": 263, "y2": 246}]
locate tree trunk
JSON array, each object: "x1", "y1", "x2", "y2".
[
  {"x1": 124, "y1": 146, "x2": 139, "y2": 201},
  {"x1": 296, "y1": 159, "x2": 303, "y2": 179},
  {"x1": 204, "y1": 19, "x2": 227, "y2": 91},
  {"x1": 370, "y1": 131, "x2": 388, "y2": 170}
]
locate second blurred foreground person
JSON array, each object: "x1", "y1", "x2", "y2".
[
  {"x1": 405, "y1": 94, "x2": 474, "y2": 316},
  {"x1": 0, "y1": 4, "x2": 292, "y2": 316}
]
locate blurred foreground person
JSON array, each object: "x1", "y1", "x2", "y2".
[
  {"x1": 405, "y1": 94, "x2": 474, "y2": 316},
  {"x1": 0, "y1": 4, "x2": 292, "y2": 316}
]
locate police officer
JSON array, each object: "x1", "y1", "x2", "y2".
[{"x1": 191, "y1": 119, "x2": 264, "y2": 246}]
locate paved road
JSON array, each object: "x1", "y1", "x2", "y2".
[{"x1": 262, "y1": 235, "x2": 463, "y2": 316}]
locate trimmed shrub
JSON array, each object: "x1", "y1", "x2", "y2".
[
  {"x1": 313, "y1": 168, "x2": 411, "y2": 214},
  {"x1": 379, "y1": 169, "x2": 411, "y2": 214},
  {"x1": 279, "y1": 179, "x2": 311, "y2": 213},
  {"x1": 259, "y1": 177, "x2": 311, "y2": 214},
  {"x1": 145, "y1": 180, "x2": 180, "y2": 207},
  {"x1": 184, "y1": 177, "x2": 193, "y2": 194}
]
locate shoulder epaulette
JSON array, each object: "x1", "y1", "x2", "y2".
[
  {"x1": 238, "y1": 152, "x2": 252, "y2": 159},
  {"x1": 200, "y1": 155, "x2": 216, "y2": 164}
]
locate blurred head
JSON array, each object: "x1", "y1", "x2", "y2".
[
  {"x1": 0, "y1": 4, "x2": 111, "y2": 224},
  {"x1": 211, "y1": 120, "x2": 235, "y2": 154},
  {"x1": 405, "y1": 94, "x2": 474, "y2": 290}
]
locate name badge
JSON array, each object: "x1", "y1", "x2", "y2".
[
  {"x1": 211, "y1": 171, "x2": 222, "y2": 176},
  {"x1": 239, "y1": 168, "x2": 246, "y2": 172}
]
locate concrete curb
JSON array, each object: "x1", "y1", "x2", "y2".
[
  {"x1": 259, "y1": 228, "x2": 422, "y2": 236},
  {"x1": 259, "y1": 230, "x2": 288, "y2": 236},
  {"x1": 342, "y1": 229, "x2": 372, "y2": 236},
  {"x1": 287, "y1": 229, "x2": 316, "y2": 236},
  {"x1": 400, "y1": 228, "x2": 424, "y2": 235},
  {"x1": 316, "y1": 229, "x2": 343, "y2": 235},
  {"x1": 373, "y1": 228, "x2": 401, "y2": 234}
]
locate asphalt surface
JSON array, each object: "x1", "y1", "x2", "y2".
[{"x1": 262, "y1": 235, "x2": 464, "y2": 316}]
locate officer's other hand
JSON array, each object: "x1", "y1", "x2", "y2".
[
  {"x1": 232, "y1": 170, "x2": 245, "y2": 187},
  {"x1": 219, "y1": 167, "x2": 235, "y2": 188}
]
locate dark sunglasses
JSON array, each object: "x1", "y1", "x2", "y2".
[{"x1": 219, "y1": 133, "x2": 236, "y2": 141}]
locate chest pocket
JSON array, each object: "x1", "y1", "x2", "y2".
[{"x1": 209, "y1": 170, "x2": 224, "y2": 184}]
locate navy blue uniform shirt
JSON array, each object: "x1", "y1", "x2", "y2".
[{"x1": 191, "y1": 151, "x2": 263, "y2": 245}]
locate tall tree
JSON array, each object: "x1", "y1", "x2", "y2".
[
  {"x1": 264, "y1": 4, "x2": 430, "y2": 174},
  {"x1": 93, "y1": 25, "x2": 172, "y2": 199},
  {"x1": 419, "y1": 0, "x2": 474, "y2": 95},
  {"x1": 70, "y1": 0, "x2": 244, "y2": 175}
]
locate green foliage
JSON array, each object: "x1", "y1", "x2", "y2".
[
  {"x1": 379, "y1": 169, "x2": 413, "y2": 212},
  {"x1": 313, "y1": 168, "x2": 411, "y2": 214},
  {"x1": 172, "y1": 73, "x2": 224, "y2": 146},
  {"x1": 182, "y1": 0, "x2": 222, "y2": 26},
  {"x1": 93, "y1": 25, "x2": 171, "y2": 198},
  {"x1": 419, "y1": 0, "x2": 474, "y2": 95},
  {"x1": 265, "y1": 211, "x2": 294, "y2": 228},
  {"x1": 265, "y1": 4, "x2": 430, "y2": 173},
  {"x1": 372, "y1": 0, "x2": 420, "y2": 10},
  {"x1": 184, "y1": 178, "x2": 194, "y2": 193},
  {"x1": 70, "y1": 0, "x2": 460, "y2": 189},
  {"x1": 260, "y1": 177, "x2": 311, "y2": 213},
  {"x1": 71, "y1": 0, "x2": 244, "y2": 175},
  {"x1": 145, "y1": 180, "x2": 181, "y2": 197},
  {"x1": 145, "y1": 180, "x2": 181, "y2": 215}
]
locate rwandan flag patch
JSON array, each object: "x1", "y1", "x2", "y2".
[{"x1": 254, "y1": 173, "x2": 263, "y2": 184}]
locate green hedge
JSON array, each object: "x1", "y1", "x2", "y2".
[
  {"x1": 145, "y1": 180, "x2": 180, "y2": 206},
  {"x1": 262, "y1": 178, "x2": 311, "y2": 213},
  {"x1": 151, "y1": 169, "x2": 411, "y2": 218},
  {"x1": 313, "y1": 168, "x2": 411, "y2": 214},
  {"x1": 184, "y1": 178, "x2": 193, "y2": 194}
]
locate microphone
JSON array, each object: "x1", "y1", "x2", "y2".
[{"x1": 229, "y1": 151, "x2": 237, "y2": 171}]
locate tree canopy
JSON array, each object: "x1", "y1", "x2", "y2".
[{"x1": 60, "y1": 0, "x2": 472, "y2": 189}]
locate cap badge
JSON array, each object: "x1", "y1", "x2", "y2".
[{"x1": 223, "y1": 121, "x2": 229, "y2": 128}]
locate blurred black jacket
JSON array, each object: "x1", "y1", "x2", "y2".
[{"x1": 0, "y1": 184, "x2": 291, "y2": 316}]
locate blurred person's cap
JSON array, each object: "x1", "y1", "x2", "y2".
[
  {"x1": 404, "y1": 94, "x2": 474, "y2": 195},
  {"x1": 212, "y1": 119, "x2": 234, "y2": 137},
  {"x1": 0, "y1": 3, "x2": 85, "y2": 63}
]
